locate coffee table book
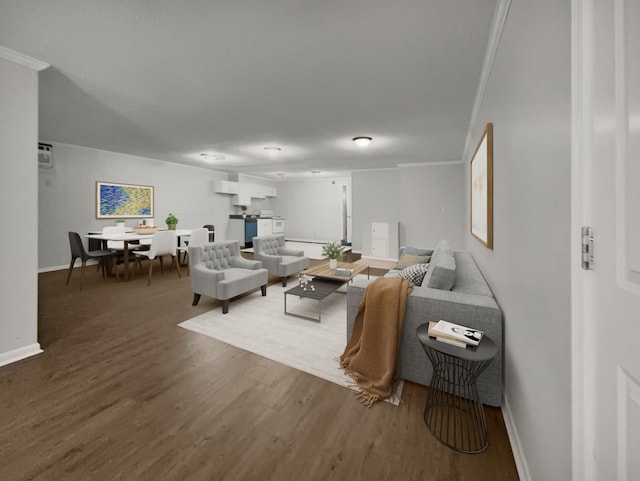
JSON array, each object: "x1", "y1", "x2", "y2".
[
  {"x1": 427, "y1": 321, "x2": 469, "y2": 348},
  {"x1": 430, "y1": 320, "x2": 484, "y2": 346}
]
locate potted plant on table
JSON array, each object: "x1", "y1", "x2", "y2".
[
  {"x1": 165, "y1": 213, "x2": 179, "y2": 230},
  {"x1": 322, "y1": 241, "x2": 345, "y2": 269}
]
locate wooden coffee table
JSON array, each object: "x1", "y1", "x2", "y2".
[
  {"x1": 301, "y1": 261, "x2": 369, "y2": 282},
  {"x1": 283, "y1": 261, "x2": 369, "y2": 322}
]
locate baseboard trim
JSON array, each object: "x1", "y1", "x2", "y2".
[
  {"x1": 39, "y1": 260, "x2": 100, "y2": 273},
  {"x1": 361, "y1": 255, "x2": 398, "y2": 262},
  {"x1": 501, "y1": 392, "x2": 532, "y2": 481},
  {"x1": 0, "y1": 343, "x2": 43, "y2": 368}
]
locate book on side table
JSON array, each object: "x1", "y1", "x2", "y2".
[{"x1": 428, "y1": 320, "x2": 484, "y2": 348}]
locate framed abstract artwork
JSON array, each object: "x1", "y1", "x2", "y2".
[
  {"x1": 470, "y1": 123, "x2": 493, "y2": 249},
  {"x1": 96, "y1": 181, "x2": 154, "y2": 219}
]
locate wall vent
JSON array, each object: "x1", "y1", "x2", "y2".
[{"x1": 38, "y1": 143, "x2": 53, "y2": 169}]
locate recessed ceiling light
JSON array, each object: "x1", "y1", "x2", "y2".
[
  {"x1": 275, "y1": 172, "x2": 287, "y2": 178},
  {"x1": 352, "y1": 136, "x2": 373, "y2": 147},
  {"x1": 311, "y1": 170, "x2": 322, "y2": 175}
]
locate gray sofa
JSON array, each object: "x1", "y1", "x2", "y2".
[
  {"x1": 189, "y1": 241, "x2": 269, "y2": 314},
  {"x1": 347, "y1": 241, "x2": 503, "y2": 406}
]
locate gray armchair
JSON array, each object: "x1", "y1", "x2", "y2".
[
  {"x1": 189, "y1": 241, "x2": 268, "y2": 314},
  {"x1": 252, "y1": 235, "x2": 310, "y2": 287}
]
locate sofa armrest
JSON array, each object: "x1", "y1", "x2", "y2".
[
  {"x1": 347, "y1": 282, "x2": 501, "y2": 338},
  {"x1": 253, "y1": 253, "x2": 281, "y2": 272},
  {"x1": 229, "y1": 256, "x2": 263, "y2": 270},
  {"x1": 277, "y1": 247, "x2": 304, "y2": 257},
  {"x1": 190, "y1": 265, "x2": 225, "y2": 296}
]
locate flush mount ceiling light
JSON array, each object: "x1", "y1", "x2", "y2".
[
  {"x1": 200, "y1": 153, "x2": 225, "y2": 161},
  {"x1": 352, "y1": 136, "x2": 373, "y2": 147},
  {"x1": 275, "y1": 172, "x2": 287, "y2": 179},
  {"x1": 264, "y1": 146, "x2": 282, "y2": 157},
  {"x1": 311, "y1": 170, "x2": 322, "y2": 175}
]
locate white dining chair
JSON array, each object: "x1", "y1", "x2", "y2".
[
  {"x1": 102, "y1": 225, "x2": 147, "y2": 269},
  {"x1": 130, "y1": 230, "x2": 182, "y2": 285},
  {"x1": 177, "y1": 227, "x2": 210, "y2": 275}
]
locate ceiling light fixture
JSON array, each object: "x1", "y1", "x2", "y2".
[
  {"x1": 200, "y1": 153, "x2": 225, "y2": 161},
  {"x1": 275, "y1": 172, "x2": 287, "y2": 179},
  {"x1": 311, "y1": 170, "x2": 322, "y2": 175},
  {"x1": 352, "y1": 136, "x2": 373, "y2": 147},
  {"x1": 264, "y1": 146, "x2": 282, "y2": 157}
]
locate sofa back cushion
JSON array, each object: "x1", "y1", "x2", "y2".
[
  {"x1": 192, "y1": 241, "x2": 240, "y2": 270},
  {"x1": 430, "y1": 239, "x2": 454, "y2": 264},
  {"x1": 422, "y1": 252, "x2": 456, "y2": 290},
  {"x1": 450, "y1": 251, "x2": 494, "y2": 296},
  {"x1": 254, "y1": 235, "x2": 285, "y2": 256}
]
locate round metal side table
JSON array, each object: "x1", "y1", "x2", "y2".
[{"x1": 416, "y1": 323, "x2": 498, "y2": 453}]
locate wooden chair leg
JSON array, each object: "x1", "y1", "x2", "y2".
[
  {"x1": 66, "y1": 258, "x2": 76, "y2": 285},
  {"x1": 172, "y1": 255, "x2": 182, "y2": 278},
  {"x1": 147, "y1": 257, "x2": 153, "y2": 286},
  {"x1": 159, "y1": 256, "x2": 164, "y2": 274},
  {"x1": 80, "y1": 260, "x2": 87, "y2": 290}
]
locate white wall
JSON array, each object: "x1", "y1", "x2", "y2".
[
  {"x1": 351, "y1": 164, "x2": 465, "y2": 258},
  {"x1": 0, "y1": 57, "x2": 41, "y2": 363},
  {"x1": 464, "y1": 1, "x2": 572, "y2": 480},
  {"x1": 399, "y1": 163, "x2": 465, "y2": 249},
  {"x1": 271, "y1": 176, "x2": 350, "y2": 242},
  {"x1": 351, "y1": 169, "x2": 400, "y2": 256},
  {"x1": 38, "y1": 143, "x2": 236, "y2": 269}
]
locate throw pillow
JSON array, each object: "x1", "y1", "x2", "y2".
[
  {"x1": 394, "y1": 254, "x2": 431, "y2": 270},
  {"x1": 422, "y1": 253, "x2": 456, "y2": 290},
  {"x1": 400, "y1": 263, "x2": 429, "y2": 286},
  {"x1": 400, "y1": 246, "x2": 432, "y2": 257}
]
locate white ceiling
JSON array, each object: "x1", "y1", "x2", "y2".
[{"x1": 0, "y1": 0, "x2": 497, "y2": 180}]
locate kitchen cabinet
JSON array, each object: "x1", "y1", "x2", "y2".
[
  {"x1": 257, "y1": 218, "x2": 273, "y2": 237},
  {"x1": 214, "y1": 180, "x2": 239, "y2": 194},
  {"x1": 231, "y1": 182, "x2": 277, "y2": 205},
  {"x1": 371, "y1": 222, "x2": 390, "y2": 258}
]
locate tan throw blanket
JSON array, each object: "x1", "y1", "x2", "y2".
[{"x1": 339, "y1": 276, "x2": 412, "y2": 406}]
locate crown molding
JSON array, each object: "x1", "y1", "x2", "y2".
[
  {"x1": 463, "y1": 0, "x2": 512, "y2": 158},
  {"x1": 0, "y1": 46, "x2": 49, "y2": 71},
  {"x1": 397, "y1": 160, "x2": 464, "y2": 168}
]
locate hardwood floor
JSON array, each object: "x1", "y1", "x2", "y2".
[{"x1": 0, "y1": 260, "x2": 520, "y2": 481}]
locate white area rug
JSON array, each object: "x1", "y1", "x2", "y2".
[
  {"x1": 179, "y1": 277, "x2": 402, "y2": 405},
  {"x1": 242, "y1": 241, "x2": 352, "y2": 260}
]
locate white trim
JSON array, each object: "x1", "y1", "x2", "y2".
[
  {"x1": 0, "y1": 46, "x2": 49, "y2": 71},
  {"x1": 0, "y1": 343, "x2": 43, "y2": 368},
  {"x1": 571, "y1": 0, "x2": 592, "y2": 479},
  {"x1": 463, "y1": 0, "x2": 512, "y2": 158},
  {"x1": 38, "y1": 264, "x2": 70, "y2": 273},
  {"x1": 397, "y1": 160, "x2": 463, "y2": 168},
  {"x1": 351, "y1": 167, "x2": 398, "y2": 173},
  {"x1": 360, "y1": 255, "x2": 397, "y2": 262},
  {"x1": 501, "y1": 393, "x2": 532, "y2": 481},
  {"x1": 613, "y1": 0, "x2": 640, "y2": 296}
]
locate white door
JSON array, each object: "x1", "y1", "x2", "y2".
[{"x1": 574, "y1": 1, "x2": 640, "y2": 479}]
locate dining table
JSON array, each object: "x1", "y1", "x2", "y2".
[{"x1": 86, "y1": 229, "x2": 192, "y2": 281}]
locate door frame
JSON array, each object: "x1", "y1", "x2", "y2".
[{"x1": 571, "y1": 0, "x2": 592, "y2": 479}]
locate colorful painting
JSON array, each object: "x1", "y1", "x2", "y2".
[{"x1": 96, "y1": 181, "x2": 154, "y2": 218}]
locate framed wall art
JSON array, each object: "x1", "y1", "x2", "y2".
[
  {"x1": 96, "y1": 181, "x2": 154, "y2": 219},
  {"x1": 470, "y1": 123, "x2": 493, "y2": 249}
]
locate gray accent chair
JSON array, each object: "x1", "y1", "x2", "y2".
[
  {"x1": 347, "y1": 242, "x2": 503, "y2": 406},
  {"x1": 189, "y1": 241, "x2": 269, "y2": 314},
  {"x1": 252, "y1": 234, "x2": 309, "y2": 287}
]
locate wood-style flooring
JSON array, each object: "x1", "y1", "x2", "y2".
[{"x1": 0, "y1": 257, "x2": 520, "y2": 481}]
